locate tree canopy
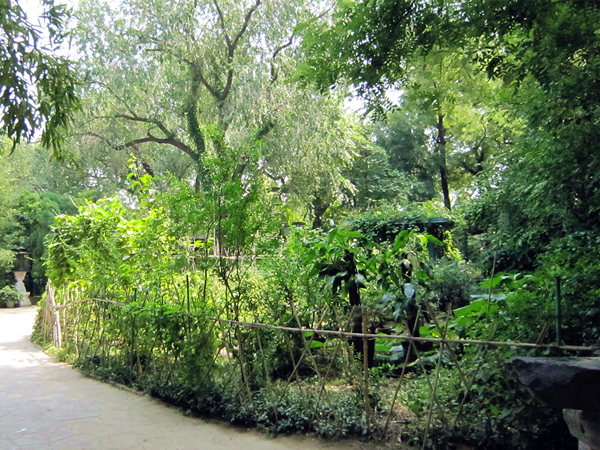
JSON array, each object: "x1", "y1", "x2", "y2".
[
  {"x1": 72, "y1": 0, "x2": 353, "y2": 203},
  {"x1": 0, "y1": 0, "x2": 79, "y2": 154}
]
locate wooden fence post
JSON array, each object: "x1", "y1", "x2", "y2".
[
  {"x1": 363, "y1": 309, "x2": 372, "y2": 429},
  {"x1": 47, "y1": 282, "x2": 61, "y2": 349}
]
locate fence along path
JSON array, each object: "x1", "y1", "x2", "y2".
[
  {"x1": 1, "y1": 306, "x2": 381, "y2": 450},
  {"x1": 39, "y1": 284, "x2": 597, "y2": 449}
]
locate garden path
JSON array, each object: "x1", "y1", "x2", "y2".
[{"x1": 0, "y1": 306, "x2": 371, "y2": 450}]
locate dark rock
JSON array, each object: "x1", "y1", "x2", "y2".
[{"x1": 505, "y1": 357, "x2": 600, "y2": 410}]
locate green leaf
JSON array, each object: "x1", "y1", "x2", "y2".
[
  {"x1": 393, "y1": 230, "x2": 410, "y2": 252},
  {"x1": 416, "y1": 269, "x2": 431, "y2": 281},
  {"x1": 310, "y1": 340, "x2": 325, "y2": 348},
  {"x1": 324, "y1": 275, "x2": 337, "y2": 290},
  {"x1": 480, "y1": 275, "x2": 510, "y2": 289},
  {"x1": 307, "y1": 264, "x2": 321, "y2": 278},
  {"x1": 453, "y1": 299, "x2": 487, "y2": 318},
  {"x1": 425, "y1": 234, "x2": 443, "y2": 246},
  {"x1": 419, "y1": 324, "x2": 436, "y2": 337},
  {"x1": 499, "y1": 408, "x2": 513, "y2": 419},
  {"x1": 345, "y1": 231, "x2": 365, "y2": 239},
  {"x1": 326, "y1": 228, "x2": 338, "y2": 245}
]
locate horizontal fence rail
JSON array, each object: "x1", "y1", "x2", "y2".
[{"x1": 48, "y1": 296, "x2": 598, "y2": 352}]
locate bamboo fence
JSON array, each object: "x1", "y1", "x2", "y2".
[{"x1": 38, "y1": 282, "x2": 598, "y2": 447}]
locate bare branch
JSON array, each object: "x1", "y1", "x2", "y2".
[
  {"x1": 85, "y1": 131, "x2": 195, "y2": 158},
  {"x1": 94, "y1": 113, "x2": 181, "y2": 145},
  {"x1": 89, "y1": 81, "x2": 138, "y2": 117},
  {"x1": 270, "y1": 34, "x2": 294, "y2": 83},
  {"x1": 219, "y1": 0, "x2": 261, "y2": 102},
  {"x1": 82, "y1": 132, "x2": 113, "y2": 147},
  {"x1": 230, "y1": 0, "x2": 261, "y2": 55},
  {"x1": 118, "y1": 136, "x2": 193, "y2": 155},
  {"x1": 113, "y1": 114, "x2": 173, "y2": 138},
  {"x1": 213, "y1": 0, "x2": 232, "y2": 49},
  {"x1": 182, "y1": 57, "x2": 219, "y2": 99},
  {"x1": 142, "y1": 38, "x2": 219, "y2": 101},
  {"x1": 140, "y1": 158, "x2": 155, "y2": 177},
  {"x1": 220, "y1": 68, "x2": 235, "y2": 103},
  {"x1": 272, "y1": 34, "x2": 294, "y2": 60},
  {"x1": 461, "y1": 163, "x2": 481, "y2": 176}
]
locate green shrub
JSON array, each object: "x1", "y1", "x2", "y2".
[
  {"x1": 0, "y1": 285, "x2": 22, "y2": 306},
  {"x1": 424, "y1": 259, "x2": 480, "y2": 310},
  {"x1": 402, "y1": 349, "x2": 575, "y2": 450}
]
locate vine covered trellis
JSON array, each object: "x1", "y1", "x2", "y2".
[{"x1": 37, "y1": 279, "x2": 595, "y2": 448}]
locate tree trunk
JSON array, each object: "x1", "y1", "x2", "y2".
[
  {"x1": 344, "y1": 251, "x2": 374, "y2": 367},
  {"x1": 436, "y1": 114, "x2": 452, "y2": 211},
  {"x1": 311, "y1": 194, "x2": 329, "y2": 229}
]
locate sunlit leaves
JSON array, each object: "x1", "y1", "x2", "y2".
[{"x1": 0, "y1": 0, "x2": 79, "y2": 155}]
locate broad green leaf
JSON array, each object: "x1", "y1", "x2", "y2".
[
  {"x1": 345, "y1": 231, "x2": 365, "y2": 238},
  {"x1": 419, "y1": 324, "x2": 436, "y2": 337},
  {"x1": 324, "y1": 275, "x2": 337, "y2": 290},
  {"x1": 310, "y1": 340, "x2": 325, "y2": 348},
  {"x1": 393, "y1": 230, "x2": 410, "y2": 252},
  {"x1": 425, "y1": 234, "x2": 443, "y2": 245},
  {"x1": 326, "y1": 228, "x2": 338, "y2": 245},
  {"x1": 480, "y1": 275, "x2": 511, "y2": 289},
  {"x1": 453, "y1": 299, "x2": 487, "y2": 317}
]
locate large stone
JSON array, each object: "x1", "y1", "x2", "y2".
[
  {"x1": 563, "y1": 409, "x2": 600, "y2": 450},
  {"x1": 505, "y1": 357, "x2": 600, "y2": 410}
]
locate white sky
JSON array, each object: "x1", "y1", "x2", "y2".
[{"x1": 20, "y1": 0, "x2": 79, "y2": 27}]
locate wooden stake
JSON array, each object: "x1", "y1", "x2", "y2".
[
  {"x1": 381, "y1": 310, "x2": 422, "y2": 438},
  {"x1": 362, "y1": 309, "x2": 372, "y2": 429},
  {"x1": 421, "y1": 309, "x2": 451, "y2": 450}
]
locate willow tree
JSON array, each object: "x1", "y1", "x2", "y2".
[{"x1": 71, "y1": 0, "x2": 356, "y2": 224}]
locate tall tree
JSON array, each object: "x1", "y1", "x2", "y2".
[
  {"x1": 299, "y1": 0, "x2": 600, "y2": 227},
  {"x1": 298, "y1": 2, "x2": 518, "y2": 211},
  {"x1": 463, "y1": 0, "x2": 600, "y2": 239},
  {"x1": 74, "y1": 0, "x2": 349, "y2": 200}
]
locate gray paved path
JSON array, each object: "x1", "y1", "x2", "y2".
[{"x1": 0, "y1": 307, "x2": 367, "y2": 450}]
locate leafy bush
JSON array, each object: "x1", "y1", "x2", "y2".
[
  {"x1": 538, "y1": 232, "x2": 600, "y2": 345},
  {"x1": 402, "y1": 349, "x2": 575, "y2": 450},
  {"x1": 39, "y1": 173, "x2": 589, "y2": 449},
  {"x1": 0, "y1": 250, "x2": 15, "y2": 290},
  {"x1": 0, "y1": 285, "x2": 22, "y2": 305},
  {"x1": 423, "y1": 259, "x2": 480, "y2": 310}
]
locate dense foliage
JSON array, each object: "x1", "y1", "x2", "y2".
[
  {"x1": 2, "y1": 0, "x2": 598, "y2": 449},
  {"x1": 0, "y1": 0, "x2": 79, "y2": 154}
]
